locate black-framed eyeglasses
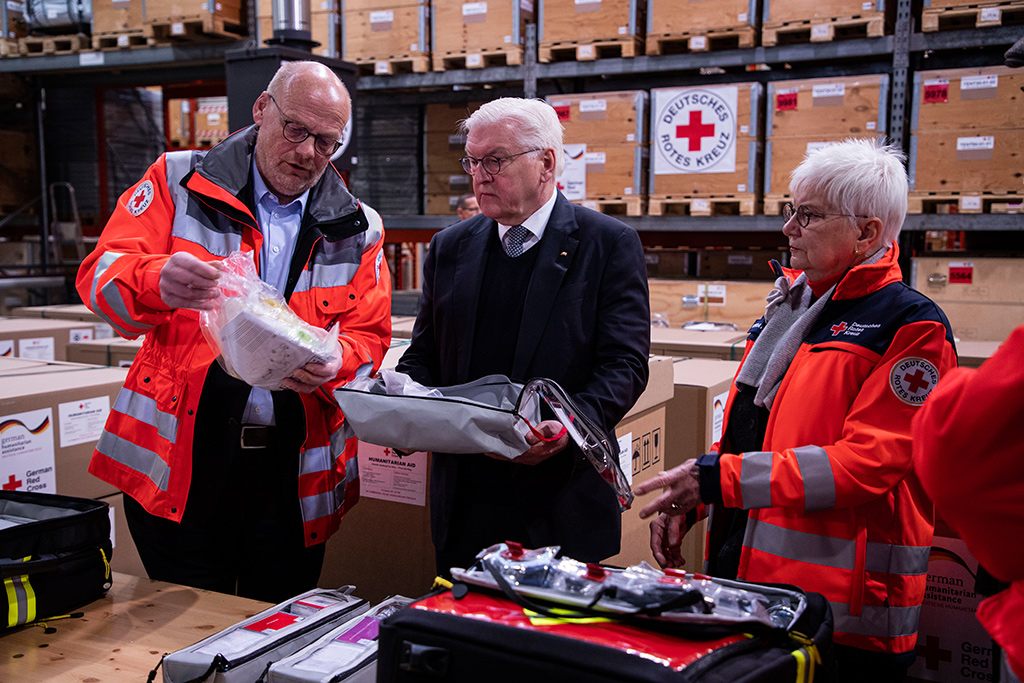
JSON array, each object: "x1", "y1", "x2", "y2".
[
  {"x1": 460, "y1": 148, "x2": 542, "y2": 176},
  {"x1": 267, "y1": 94, "x2": 342, "y2": 157},
  {"x1": 782, "y1": 202, "x2": 869, "y2": 228}
]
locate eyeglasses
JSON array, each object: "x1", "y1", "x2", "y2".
[
  {"x1": 267, "y1": 94, "x2": 342, "y2": 157},
  {"x1": 460, "y1": 148, "x2": 542, "y2": 176},
  {"x1": 782, "y1": 202, "x2": 869, "y2": 228}
]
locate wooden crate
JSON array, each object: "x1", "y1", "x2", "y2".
[
  {"x1": 649, "y1": 278, "x2": 773, "y2": 327},
  {"x1": 546, "y1": 90, "x2": 647, "y2": 145},
  {"x1": 425, "y1": 170, "x2": 473, "y2": 195},
  {"x1": 565, "y1": 142, "x2": 646, "y2": 198},
  {"x1": 425, "y1": 192, "x2": 463, "y2": 214},
  {"x1": 648, "y1": 0, "x2": 755, "y2": 34},
  {"x1": 92, "y1": 0, "x2": 145, "y2": 34},
  {"x1": 767, "y1": 74, "x2": 889, "y2": 139},
  {"x1": 539, "y1": 0, "x2": 643, "y2": 46},
  {"x1": 258, "y1": 12, "x2": 340, "y2": 57},
  {"x1": 431, "y1": 0, "x2": 534, "y2": 67},
  {"x1": 763, "y1": 133, "x2": 880, "y2": 196},
  {"x1": 763, "y1": 0, "x2": 885, "y2": 25},
  {"x1": 912, "y1": 65, "x2": 1024, "y2": 133},
  {"x1": 342, "y1": 3, "x2": 429, "y2": 61},
  {"x1": 650, "y1": 84, "x2": 763, "y2": 197},
  {"x1": 1, "y1": 3, "x2": 28, "y2": 39},
  {"x1": 424, "y1": 101, "x2": 483, "y2": 134},
  {"x1": 144, "y1": 0, "x2": 246, "y2": 38},
  {"x1": 195, "y1": 95, "x2": 228, "y2": 148},
  {"x1": 425, "y1": 131, "x2": 469, "y2": 174},
  {"x1": 698, "y1": 248, "x2": 788, "y2": 279},
  {"x1": 167, "y1": 98, "x2": 192, "y2": 148},
  {"x1": 909, "y1": 128, "x2": 1024, "y2": 194},
  {"x1": 912, "y1": 256, "x2": 1024, "y2": 341},
  {"x1": 921, "y1": 1, "x2": 1024, "y2": 32},
  {"x1": 762, "y1": 13, "x2": 884, "y2": 44}
]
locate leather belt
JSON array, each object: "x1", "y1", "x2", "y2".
[{"x1": 240, "y1": 425, "x2": 272, "y2": 450}]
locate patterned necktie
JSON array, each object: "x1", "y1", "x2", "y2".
[{"x1": 503, "y1": 224, "x2": 530, "y2": 258}]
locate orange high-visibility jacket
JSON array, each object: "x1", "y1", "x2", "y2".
[
  {"x1": 76, "y1": 126, "x2": 392, "y2": 546},
  {"x1": 702, "y1": 245, "x2": 957, "y2": 654}
]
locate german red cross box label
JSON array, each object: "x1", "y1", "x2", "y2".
[
  {"x1": 776, "y1": 88, "x2": 798, "y2": 111},
  {"x1": 923, "y1": 79, "x2": 949, "y2": 104},
  {"x1": 653, "y1": 86, "x2": 738, "y2": 175},
  {"x1": 948, "y1": 261, "x2": 973, "y2": 284}
]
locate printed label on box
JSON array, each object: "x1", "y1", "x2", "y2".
[
  {"x1": 653, "y1": 86, "x2": 739, "y2": 175},
  {"x1": 69, "y1": 328, "x2": 93, "y2": 343},
  {"x1": 810, "y1": 24, "x2": 829, "y2": 39},
  {"x1": 370, "y1": 10, "x2": 393, "y2": 23},
  {"x1": 462, "y1": 1, "x2": 487, "y2": 16},
  {"x1": 553, "y1": 105, "x2": 570, "y2": 121},
  {"x1": 948, "y1": 261, "x2": 974, "y2": 284},
  {"x1": 0, "y1": 340, "x2": 11, "y2": 357},
  {"x1": 579, "y1": 99, "x2": 607, "y2": 114},
  {"x1": 698, "y1": 284, "x2": 726, "y2": 306},
  {"x1": 58, "y1": 396, "x2": 110, "y2": 448},
  {"x1": 521, "y1": 0, "x2": 533, "y2": 12},
  {"x1": 359, "y1": 442, "x2": 427, "y2": 506},
  {"x1": 960, "y1": 74, "x2": 997, "y2": 91},
  {"x1": 812, "y1": 82, "x2": 845, "y2": 102},
  {"x1": 776, "y1": 88, "x2": 798, "y2": 111},
  {"x1": 0, "y1": 407, "x2": 56, "y2": 494},
  {"x1": 979, "y1": 6, "x2": 1000, "y2": 21},
  {"x1": 689, "y1": 36, "x2": 707, "y2": 50},
  {"x1": 466, "y1": 53, "x2": 482, "y2": 66},
  {"x1": 618, "y1": 432, "x2": 632, "y2": 486},
  {"x1": 959, "y1": 196, "x2": 982, "y2": 211},
  {"x1": 692, "y1": 198, "x2": 710, "y2": 213},
  {"x1": 956, "y1": 136, "x2": 994, "y2": 152},
  {"x1": 584, "y1": 152, "x2": 606, "y2": 165},
  {"x1": 18, "y1": 337, "x2": 55, "y2": 361},
  {"x1": 712, "y1": 389, "x2": 728, "y2": 444},
  {"x1": 558, "y1": 144, "x2": 587, "y2": 200}
]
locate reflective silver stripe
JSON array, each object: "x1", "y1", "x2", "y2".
[
  {"x1": 298, "y1": 439, "x2": 358, "y2": 524},
  {"x1": 792, "y1": 445, "x2": 836, "y2": 511},
  {"x1": 112, "y1": 388, "x2": 178, "y2": 444},
  {"x1": 300, "y1": 445, "x2": 332, "y2": 477},
  {"x1": 300, "y1": 486, "x2": 338, "y2": 522},
  {"x1": 747, "y1": 518, "x2": 932, "y2": 576},
  {"x1": 866, "y1": 542, "x2": 930, "y2": 576},
  {"x1": 166, "y1": 151, "x2": 243, "y2": 257},
  {"x1": 830, "y1": 600, "x2": 921, "y2": 639},
  {"x1": 96, "y1": 431, "x2": 171, "y2": 492},
  {"x1": 292, "y1": 234, "x2": 365, "y2": 294},
  {"x1": 91, "y1": 251, "x2": 149, "y2": 337},
  {"x1": 739, "y1": 451, "x2": 773, "y2": 509}
]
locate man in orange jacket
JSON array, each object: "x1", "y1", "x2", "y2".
[
  {"x1": 77, "y1": 61, "x2": 391, "y2": 602},
  {"x1": 913, "y1": 326, "x2": 1024, "y2": 683}
]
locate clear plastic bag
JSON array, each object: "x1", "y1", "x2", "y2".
[{"x1": 199, "y1": 251, "x2": 340, "y2": 391}]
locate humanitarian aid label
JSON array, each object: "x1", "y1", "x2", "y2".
[
  {"x1": 359, "y1": 442, "x2": 427, "y2": 506},
  {"x1": 58, "y1": 396, "x2": 110, "y2": 448},
  {"x1": 0, "y1": 408, "x2": 56, "y2": 494},
  {"x1": 18, "y1": 336, "x2": 55, "y2": 360}
]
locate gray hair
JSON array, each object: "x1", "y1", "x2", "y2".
[
  {"x1": 459, "y1": 98, "x2": 565, "y2": 176},
  {"x1": 790, "y1": 138, "x2": 908, "y2": 247}
]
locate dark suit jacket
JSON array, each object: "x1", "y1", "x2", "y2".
[{"x1": 397, "y1": 191, "x2": 651, "y2": 563}]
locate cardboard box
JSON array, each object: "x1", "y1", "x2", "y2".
[
  {"x1": 665, "y1": 358, "x2": 738, "y2": 471},
  {"x1": 650, "y1": 327, "x2": 747, "y2": 360},
  {"x1": 905, "y1": 535, "x2": 996, "y2": 683},
  {"x1": 391, "y1": 316, "x2": 417, "y2": 339},
  {"x1": 0, "y1": 317, "x2": 100, "y2": 361},
  {"x1": 99, "y1": 491, "x2": 147, "y2": 577},
  {"x1": 66, "y1": 337, "x2": 145, "y2": 367},
  {"x1": 0, "y1": 357, "x2": 128, "y2": 499},
  {"x1": 10, "y1": 303, "x2": 115, "y2": 339},
  {"x1": 912, "y1": 256, "x2": 1024, "y2": 342}
]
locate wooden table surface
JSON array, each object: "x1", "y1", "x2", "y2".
[{"x1": 0, "y1": 572, "x2": 271, "y2": 683}]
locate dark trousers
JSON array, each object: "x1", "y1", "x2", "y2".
[
  {"x1": 834, "y1": 644, "x2": 915, "y2": 683},
  {"x1": 123, "y1": 369, "x2": 325, "y2": 604}
]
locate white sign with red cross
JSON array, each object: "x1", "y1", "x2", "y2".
[
  {"x1": 653, "y1": 86, "x2": 738, "y2": 175},
  {"x1": 889, "y1": 357, "x2": 940, "y2": 406},
  {"x1": 127, "y1": 180, "x2": 154, "y2": 217}
]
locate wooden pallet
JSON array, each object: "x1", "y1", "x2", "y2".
[
  {"x1": 763, "y1": 194, "x2": 791, "y2": 216},
  {"x1": 18, "y1": 33, "x2": 91, "y2": 56},
  {"x1": 353, "y1": 54, "x2": 431, "y2": 76},
  {"x1": 648, "y1": 194, "x2": 757, "y2": 217},
  {"x1": 145, "y1": 15, "x2": 246, "y2": 43},
  {"x1": 909, "y1": 190, "x2": 1024, "y2": 214},
  {"x1": 539, "y1": 36, "x2": 643, "y2": 63},
  {"x1": 921, "y1": 1, "x2": 1024, "y2": 32},
  {"x1": 762, "y1": 15, "x2": 885, "y2": 46},
  {"x1": 92, "y1": 31, "x2": 150, "y2": 50},
  {"x1": 0, "y1": 38, "x2": 20, "y2": 58},
  {"x1": 646, "y1": 27, "x2": 756, "y2": 55},
  {"x1": 432, "y1": 46, "x2": 523, "y2": 71},
  {"x1": 577, "y1": 195, "x2": 645, "y2": 217}
]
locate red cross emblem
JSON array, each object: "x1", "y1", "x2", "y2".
[
  {"x1": 131, "y1": 192, "x2": 147, "y2": 209},
  {"x1": 127, "y1": 181, "x2": 154, "y2": 217},
  {"x1": 831, "y1": 322, "x2": 848, "y2": 336},
  {"x1": 676, "y1": 111, "x2": 716, "y2": 152},
  {"x1": 916, "y1": 635, "x2": 952, "y2": 671},
  {"x1": 902, "y1": 369, "x2": 929, "y2": 394},
  {"x1": 3, "y1": 474, "x2": 23, "y2": 491}
]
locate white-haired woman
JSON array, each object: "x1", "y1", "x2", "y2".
[{"x1": 635, "y1": 139, "x2": 958, "y2": 681}]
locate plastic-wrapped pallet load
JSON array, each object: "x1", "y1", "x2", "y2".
[
  {"x1": 161, "y1": 587, "x2": 369, "y2": 683},
  {"x1": 267, "y1": 596, "x2": 414, "y2": 683}
]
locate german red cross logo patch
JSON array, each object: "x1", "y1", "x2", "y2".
[
  {"x1": 889, "y1": 357, "x2": 940, "y2": 406},
  {"x1": 127, "y1": 180, "x2": 154, "y2": 217},
  {"x1": 654, "y1": 87, "x2": 738, "y2": 174}
]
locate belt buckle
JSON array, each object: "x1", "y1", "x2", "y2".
[{"x1": 240, "y1": 425, "x2": 269, "y2": 450}]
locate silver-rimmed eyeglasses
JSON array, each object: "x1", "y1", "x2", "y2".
[
  {"x1": 782, "y1": 202, "x2": 869, "y2": 228},
  {"x1": 267, "y1": 94, "x2": 342, "y2": 157},
  {"x1": 460, "y1": 148, "x2": 542, "y2": 175}
]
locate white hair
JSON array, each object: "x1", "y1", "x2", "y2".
[
  {"x1": 790, "y1": 138, "x2": 908, "y2": 246},
  {"x1": 459, "y1": 98, "x2": 565, "y2": 176}
]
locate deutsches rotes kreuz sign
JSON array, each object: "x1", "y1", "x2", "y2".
[{"x1": 653, "y1": 86, "x2": 738, "y2": 175}]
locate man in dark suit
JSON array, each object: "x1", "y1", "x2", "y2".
[{"x1": 397, "y1": 97, "x2": 651, "y2": 576}]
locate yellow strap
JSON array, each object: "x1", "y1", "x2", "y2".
[
  {"x1": 792, "y1": 648, "x2": 808, "y2": 682},
  {"x1": 4, "y1": 560, "x2": 36, "y2": 628},
  {"x1": 432, "y1": 576, "x2": 453, "y2": 590},
  {"x1": 100, "y1": 547, "x2": 111, "y2": 581}
]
